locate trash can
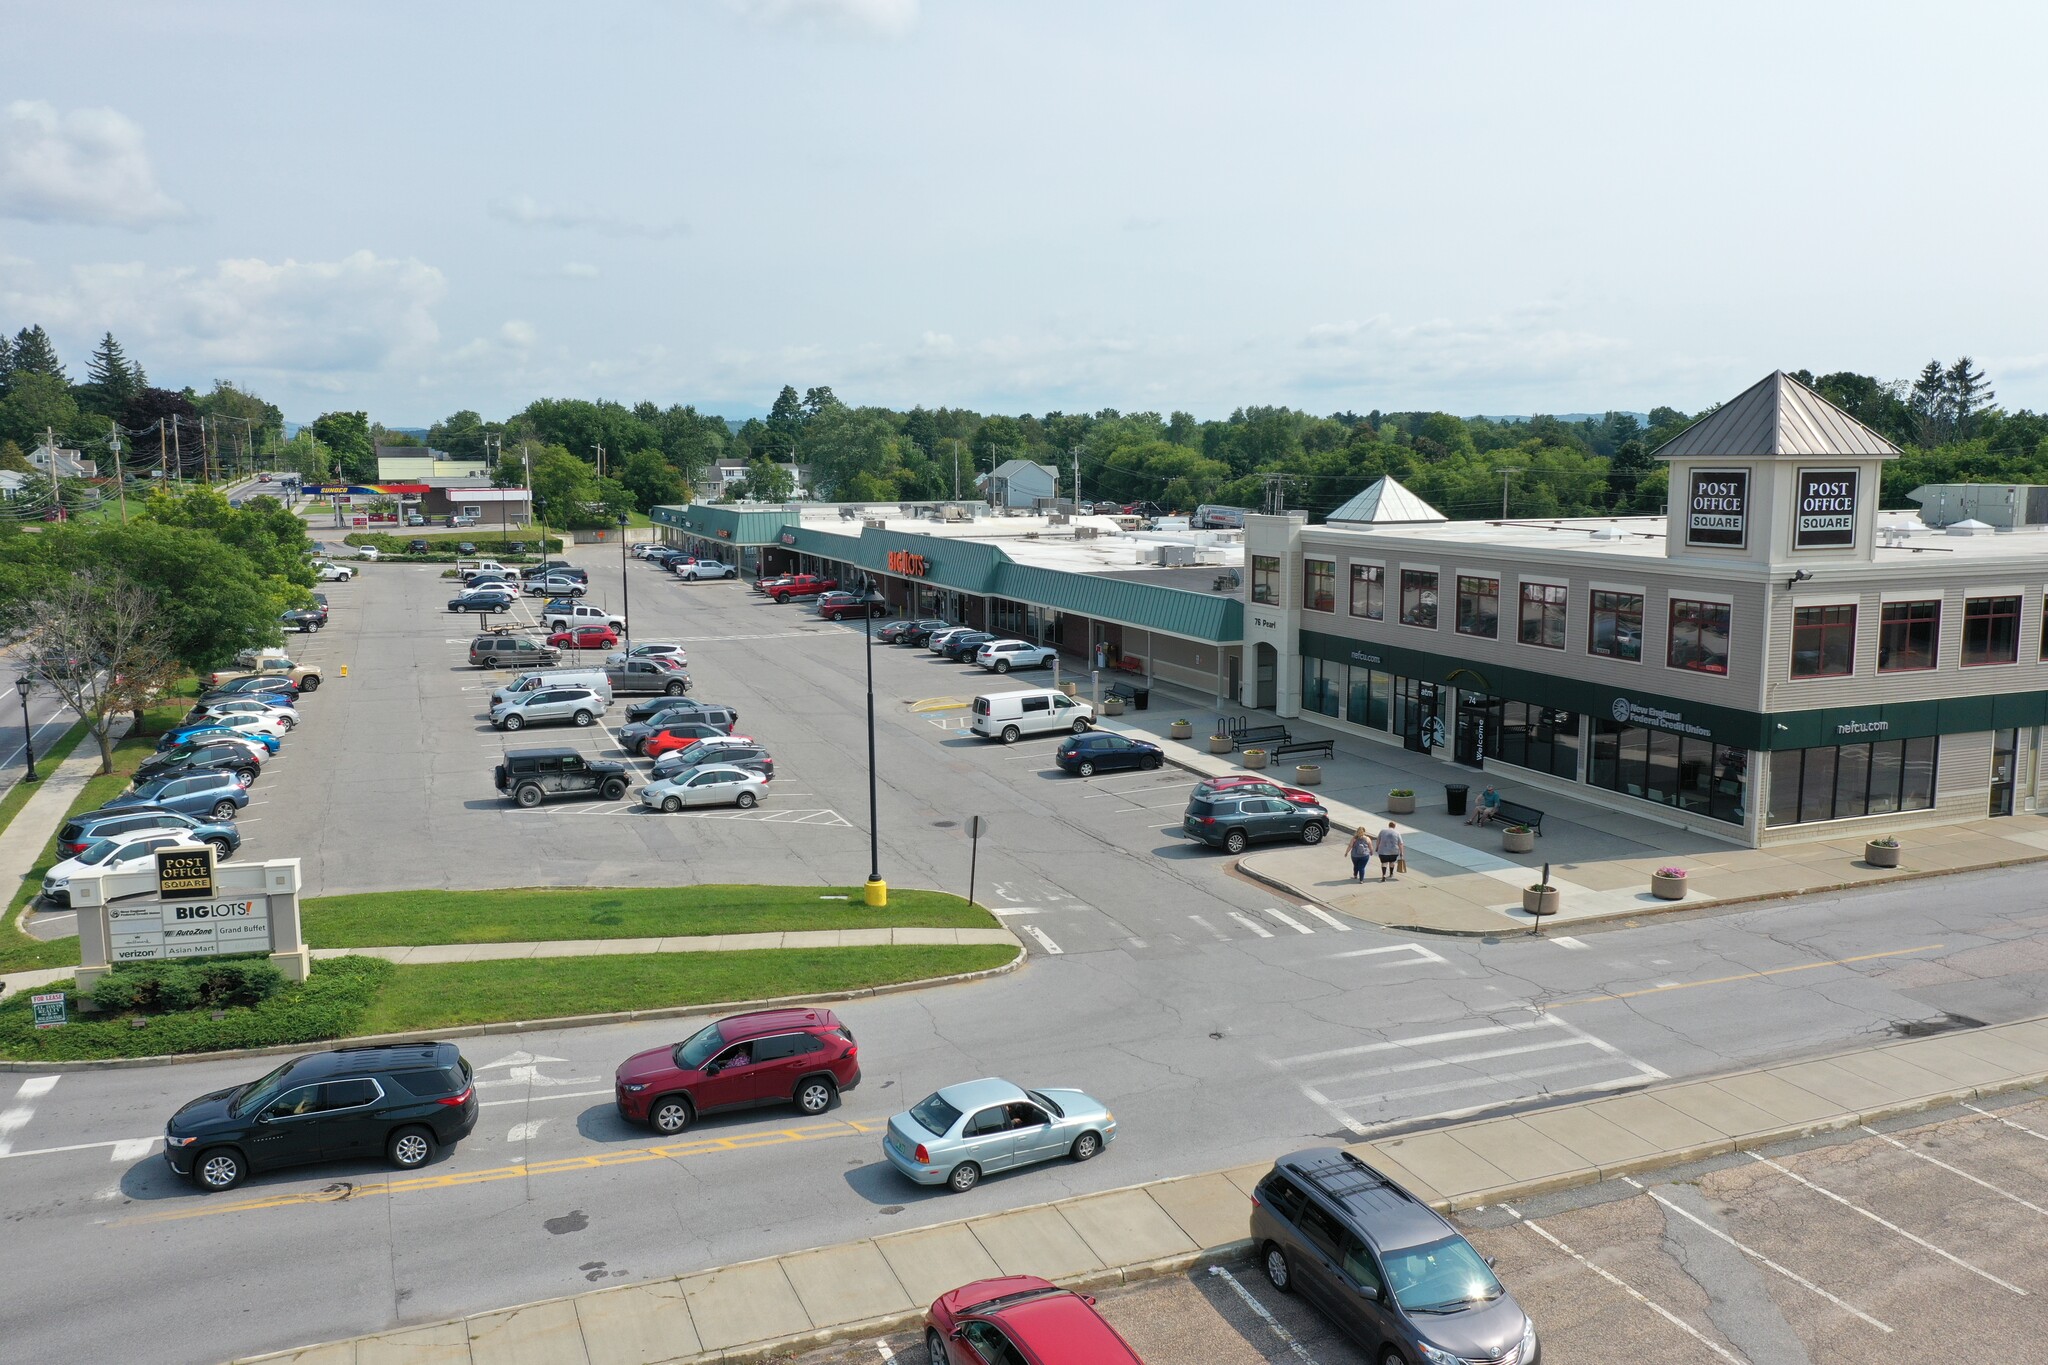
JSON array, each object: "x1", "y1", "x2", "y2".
[
  {"x1": 1132, "y1": 685, "x2": 1150, "y2": 711},
  {"x1": 1445, "y1": 783, "x2": 1470, "y2": 817}
]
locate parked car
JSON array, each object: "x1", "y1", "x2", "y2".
[
  {"x1": 133, "y1": 744, "x2": 260, "y2": 789},
  {"x1": 465, "y1": 574, "x2": 515, "y2": 592},
  {"x1": 279, "y1": 608, "x2": 324, "y2": 633},
  {"x1": 162, "y1": 1042, "x2": 478, "y2": 1191},
  {"x1": 645, "y1": 729, "x2": 755, "y2": 762},
  {"x1": 649, "y1": 741, "x2": 772, "y2": 782},
  {"x1": 159, "y1": 719, "x2": 283, "y2": 755},
  {"x1": 199, "y1": 697, "x2": 299, "y2": 729},
  {"x1": 674, "y1": 558, "x2": 735, "y2": 581},
  {"x1": 883, "y1": 1078, "x2": 1115, "y2": 1193},
  {"x1": 897, "y1": 619, "x2": 955, "y2": 646},
  {"x1": 974, "y1": 639, "x2": 1058, "y2": 673},
  {"x1": 618, "y1": 719, "x2": 722, "y2": 757},
  {"x1": 406, "y1": 538, "x2": 431, "y2": 554},
  {"x1": 753, "y1": 575, "x2": 795, "y2": 596},
  {"x1": 1055, "y1": 732, "x2": 1163, "y2": 776},
  {"x1": 494, "y1": 748, "x2": 630, "y2": 807},
  {"x1": 817, "y1": 590, "x2": 888, "y2": 621},
  {"x1": 104, "y1": 772, "x2": 249, "y2": 821},
  {"x1": 606, "y1": 642, "x2": 687, "y2": 667},
  {"x1": 923, "y1": 1277, "x2": 1145, "y2": 1365},
  {"x1": 613, "y1": 1008, "x2": 860, "y2": 1134},
  {"x1": 197, "y1": 676, "x2": 299, "y2": 707},
  {"x1": 519, "y1": 560, "x2": 581, "y2": 580},
  {"x1": 1193, "y1": 775, "x2": 1323, "y2": 808},
  {"x1": 766, "y1": 573, "x2": 839, "y2": 603},
  {"x1": 314, "y1": 562, "x2": 354, "y2": 582},
  {"x1": 603, "y1": 657, "x2": 690, "y2": 696},
  {"x1": 469, "y1": 635, "x2": 561, "y2": 669},
  {"x1": 57, "y1": 808, "x2": 241, "y2": 860},
  {"x1": 623, "y1": 696, "x2": 738, "y2": 727},
  {"x1": 927, "y1": 627, "x2": 983, "y2": 656},
  {"x1": 354, "y1": 545, "x2": 380, "y2": 561},
  {"x1": 878, "y1": 618, "x2": 938, "y2": 644},
  {"x1": 640, "y1": 764, "x2": 770, "y2": 812},
  {"x1": 42, "y1": 834, "x2": 211, "y2": 907},
  {"x1": 207, "y1": 655, "x2": 323, "y2": 692},
  {"x1": 1183, "y1": 790, "x2": 1329, "y2": 852},
  {"x1": 971, "y1": 688, "x2": 1094, "y2": 743},
  {"x1": 1252, "y1": 1148, "x2": 1540, "y2": 1364},
  {"x1": 489, "y1": 686, "x2": 607, "y2": 731},
  {"x1": 455, "y1": 541, "x2": 477, "y2": 555},
  {"x1": 448, "y1": 589, "x2": 515, "y2": 614},
  {"x1": 543, "y1": 603, "x2": 626, "y2": 633},
  {"x1": 941, "y1": 631, "x2": 996, "y2": 661},
  {"x1": 524, "y1": 574, "x2": 586, "y2": 598},
  {"x1": 487, "y1": 668, "x2": 613, "y2": 708},
  {"x1": 547, "y1": 625, "x2": 619, "y2": 651}
]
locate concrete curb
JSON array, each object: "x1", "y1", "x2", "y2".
[{"x1": 0, "y1": 943, "x2": 1025, "y2": 1073}]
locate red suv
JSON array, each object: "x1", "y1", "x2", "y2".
[
  {"x1": 615, "y1": 1008, "x2": 860, "y2": 1133},
  {"x1": 1194, "y1": 775, "x2": 1322, "y2": 807},
  {"x1": 925, "y1": 1277, "x2": 1145, "y2": 1364}
]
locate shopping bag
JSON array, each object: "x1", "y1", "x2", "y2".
[{"x1": 1397, "y1": 856, "x2": 1407, "y2": 873}]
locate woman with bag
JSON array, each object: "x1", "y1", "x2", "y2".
[
  {"x1": 1346, "y1": 826, "x2": 1372, "y2": 882},
  {"x1": 1375, "y1": 822, "x2": 1405, "y2": 882}
]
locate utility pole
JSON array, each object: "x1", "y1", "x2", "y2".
[
  {"x1": 592, "y1": 442, "x2": 604, "y2": 480},
  {"x1": 172, "y1": 416, "x2": 183, "y2": 485},
  {"x1": 108, "y1": 421, "x2": 128, "y2": 524},
  {"x1": 1259, "y1": 471, "x2": 1293, "y2": 516},
  {"x1": 951, "y1": 439, "x2": 960, "y2": 501},
  {"x1": 1071, "y1": 443, "x2": 1081, "y2": 512},
  {"x1": 158, "y1": 417, "x2": 168, "y2": 484},
  {"x1": 43, "y1": 425, "x2": 60, "y2": 505},
  {"x1": 1499, "y1": 467, "x2": 1522, "y2": 519}
]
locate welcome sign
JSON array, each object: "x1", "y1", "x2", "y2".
[
  {"x1": 1796, "y1": 469, "x2": 1859, "y2": 549},
  {"x1": 1686, "y1": 469, "x2": 1750, "y2": 548}
]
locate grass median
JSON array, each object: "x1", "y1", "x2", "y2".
[
  {"x1": 305, "y1": 885, "x2": 997, "y2": 948},
  {"x1": 0, "y1": 719, "x2": 90, "y2": 844}
]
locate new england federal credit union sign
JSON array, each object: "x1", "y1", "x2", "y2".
[
  {"x1": 1685, "y1": 469, "x2": 1750, "y2": 549},
  {"x1": 1610, "y1": 695, "x2": 1712, "y2": 739}
]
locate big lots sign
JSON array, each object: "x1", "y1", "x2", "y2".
[{"x1": 887, "y1": 549, "x2": 930, "y2": 577}]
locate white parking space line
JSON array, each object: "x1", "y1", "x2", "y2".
[
  {"x1": 1621, "y1": 1177, "x2": 1891, "y2": 1332},
  {"x1": 1082, "y1": 781, "x2": 1186, "y2": 799},
  {"x1": 478, "y1": 1088, "x2": 612, "y2": 1109},
  {"x1": 1328, "y1": 942, "x2": 1446, "y2": 966},
  {"x1": 1262, "y1": 907, "x2": 1315, "y2": 935},
  {"x1": 1228, "y1": 911, "x2": 1274, "y2": 939},
  {"x1": 1500, "y1": 1206, "x2": 1748, "y2": 1363},
  {"x1": 989, "y1": 905, "x2": 1094, "y2": 916},
  {"x1": 1965, "y1": 1102, "x2": 2048, "y2": 1143},
  {"x1": 1300, "y1": 905, "x2": 1352, "y2": 932},
  {"x1": 1749, "y1": 1154, "x2": 2028, "y2": 1295},
  {"x1": 1020, "y1": 924, "x2": 1064, "y2": 955},
  {"x1": 1204, "y1": 1266, "x2": 1319, "y2": 1365},
  {"x1": 1860, "y1": 1125, "x2": 2048, "y2": 1218}
]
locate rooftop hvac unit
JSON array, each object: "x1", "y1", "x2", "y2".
[
  {"x1": 863, "y1": 517, "x2": 888, "y2": 530},
  {"x1": 1073, "y1": 525, "x2": 1098, "y2": 540},
  {"x1": 1154, "y1": 544, "x2": 1197, "y2": 567},
  {"x1": 1047, "y1": 513, "x2": 1069, "y2": 526}
]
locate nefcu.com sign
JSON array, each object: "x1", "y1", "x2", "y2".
[
  {"x1": 1685, "y1": 469, "x2": 1750, "y2": 549},
  {"x1": 1796, "y1": 469, "x2": 1859, "y2": 549}
]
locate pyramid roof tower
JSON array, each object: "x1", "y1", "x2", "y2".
[
  {"x1": 1654, "y1": 371, "x2": 1901, "y2": 460},
  {"x1": 1325, "y1": 475, "x2": 1447, "y2": 526}
]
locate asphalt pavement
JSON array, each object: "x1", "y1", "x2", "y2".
[{"x1": 7, "y1": 547, "x2": 2048, "y2": 1363}]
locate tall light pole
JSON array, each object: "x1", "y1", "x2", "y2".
[
  {"x1": 1500, "y1": 467, "x2": 1522, "y2": 519},
  {"x1": 15, "y1": 676, "x2": 37, "y2": 783},
  {"x1": 616, "y1": 512, "x2": 632, "y2": 649},
  {"x1": 862, "y1": 594, "x2": 885, "y2": 907}
]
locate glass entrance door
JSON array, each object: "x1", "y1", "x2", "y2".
[
  {"x1": 1396, "y1": 678, "x2": 1443, "y2": 754},
  {"x1": 1454, "y1": 691, "x2": 1500, "y2": 768},
  {"x1": 1991, "y1": 729, "x2": 2019, "y2": 816}
]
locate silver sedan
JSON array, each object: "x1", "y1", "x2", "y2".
[
  {"x1": 639, "y1": 764, "x2": 769, "y2": 812},
  {"x1": 882, "y1": 1078, "x2": 1116, "y2": 1193}
]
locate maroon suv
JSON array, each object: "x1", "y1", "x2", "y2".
[{"x1": 615, "y1": 1008, "x2": 860, "y2": 1133}]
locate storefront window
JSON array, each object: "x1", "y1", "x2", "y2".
[
  {"x1": 1963, "y1": 595, "x2": 2020, "y2": 666},
  {"x1": 1347, "y1": 668, "x2": 1391, "y2": 730},
  {"x1": 1349, "y1": 564, "x2": 1385, "y2": 620},
  {"x1": 1589, "y1": 590, "x2": 1643, "y2": 661},
  {"x1": 1494, "y1": 702, "x2": 1580, "y2": 779},
  {"x1": 1791, "y1": 605, "x2": 1855, "y2": 678},
  {"x1": 1878, "y1": 600, "x2": 1939, "y2": 671},
  {"x1": 1399, "y1": 570, "x2": 1438, "y2": 629},
  {"x1": 1303, "y1": 559, "x2": 1336, "y2": 613},
  {"x1": 1518, "y1": 583, "x2": 1567, "y2": 649},
  {"x1": 1300, "y1": 656, "x2": 1340, "y2": 716},
  {"x1": 1590, "y1": 719, "x2": 1746, "y2": 824},
  {"x1": 1767, "y1": 737, "x2": 1939, "y2": 826},
  {"x1": 1668, "y1": 599, "x2": 1731, "y2": 674},
  {"x1": 1251, "y1": 555, "x2": 1281, "y2": 606},
  {"x1": 1456, "y1": 576, "x2": 1499, "y2": 638}
]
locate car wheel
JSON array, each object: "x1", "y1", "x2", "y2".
[
  {"x1": 1263, "y1": 1243, "x2": 1294, "y2": 1294},
  {"x1": 1224, "y1": 829, "x2": 1249, "y2": 854},
  {"x1": 516, "y1": 785, "x2": 543, "y2": 808},
  {"x1": 633, "y1": 739, "x2": 648, "y2": 756},
  {"x1": 926, "y1": 1328, "x2": 950, "y2": 1365},
  {"x1": 794, "y1": 1078, "x2": 835, "y2": 1115},
  {"x1": 299, "y1": 677, "x2": 320, "y2": 692},
  {"x1": 735, "y1": 791, "x2": 758, "y2": 809},
  {"x1": 599, "y1": 778, "x2": 627, "y2": 800},
  {"x1": 1301, "y1": 821, "x2": 1327, "y2": 845},
  {"x1": 208, "y1": 837, "x2": 233, "y2": 860},
  {"x1": 503, "y1": 714, "x2": 525, "y2": 731},
  {"x1": 662, "y1": 796, "x2": 682, "y2": 813},
  {"x1": 946, "y1": 1162, "x2": 981, "y2": 1193},
  {"x1": 1071, "y1": 718, "x2": 1090, "y2": 734},
  {"x1": 388, "y1": 1126, "x2": 435, "y2": 1170},
  {"x1": 665, "y1": 681, "x2": 685, "y2": 695},
  {"x1": 1071, "y1": 1131, "x2": 1102, "y2": 1161},
  {"x1": 774, "y1": 592, "x2": 790, "y2": 603},
  {"x1": 650, "y1": 1095, "x2": 693, "y2": 1134},
  {"x1": 235, "y1": 769, "x2": 256, "y2": 787},
  {"x1": 195, "y1": 1148, "x2": 244, "y2": 1192},
  {"x1": 1379, "y1": 1351, "x2": 1409, "y2": 1365},
  {"x1": 211, "y1": 800, "x2": 238, "y2": 820},
  {"x1": 1001, "y1": 725, "x2": 1020, "y2": 744},
  {"x1": 573, "y1": 711, "x2": 593, "y2": 726},
  {"x1": 280, "y1": 718, "x2": 296, "y2": 730},
  {"x1": 1143, "y1": 754, "x2": 1161, "y2": 770},
  {"x1": 995, "y1": 659, "x2": 1011, "y2": 673},
  {"x1": 1078, "y1": 760, "x2": 1096, "y2": 777}
]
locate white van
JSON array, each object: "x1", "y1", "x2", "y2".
[
  {"x1": 490, "y1": 668, "x2": 614, "y2": 707},
  {"x1": 970, "y1": 688, "x2": 1095, "y2": 744}
]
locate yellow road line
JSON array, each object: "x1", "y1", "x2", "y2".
[
  {"x1": 909, "y1": 697, "x2": 970, "y2": 713},
  {"x1": 124, "y1": 1117, "x2": 884, "y2": 1226},
  {"x1": 1551, "y1": 944, "x2": 1943, "y2": 1008}
]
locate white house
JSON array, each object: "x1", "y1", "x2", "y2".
[
  {"x1": 978, "y1": 459, "x2": 1058, "y2": 509},
  {"x1": 28, "y1": 443, "x2": 97, "y2": 479}
]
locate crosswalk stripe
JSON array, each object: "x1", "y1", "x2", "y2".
[
  {"x1": 1227, "y1": 911, "x2": 1274, "y2": 939},
  {"x1": 1300, "y1": 905, "x2": 1352, "y2": 932},
  {"x1": 1263, "y1": 907, "x2": 1315, "y2": 935},
  {"x1": 1187, "y1": 914, "x2": 1230, "y2": 942},
  {"x1": 1021, "y1": 925, "x2": 1064, "y2": 955}
]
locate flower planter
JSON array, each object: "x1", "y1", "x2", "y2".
[
  {"x1": 1501, "y1": 827, "x2": 1535, "y2": 854},
  {"x1": 1651, "y1": 872, "x2": 1688, "y2": 900},
  {"x1": 1209, "y1": 735, "x2": 1234, "y2": 754},
  {"x1": 1864, "y1": 841, "x2": 1901, "y2": 868},
  {"x1": 1103, "y1": 697, "x2": 1126, "y2": 716},
  {"x1": 1242, "y1": 750, "x2": 1269, "y2": 770},
  {"x1": 1523, "y1": 885, "x2": 1559, "y2": 916},
  {"x1": 1057, "y1": 681, "x2": 1078, "y2": 698},
  {"x1": 1169, "y1": 720, "x2": 1193, "y2": 740},
  {"x1": 1294, "y1": 764, "x2": 1322, "y2": 785},
  {"x1": 1387, "y1": 792, "x2": 1416, "y2": 815}
]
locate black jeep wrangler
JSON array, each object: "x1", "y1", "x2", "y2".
[{"x1": 494, "y1": 748, "x2": 630, "y2": 808}]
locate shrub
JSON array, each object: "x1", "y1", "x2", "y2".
[{"x1": 88, "y1": 957, "x2": 284, "y2": 1014}]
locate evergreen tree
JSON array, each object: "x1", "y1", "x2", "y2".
[
  {"x1": 10, "y1": 326, "x2": 65, "y2": 382},
  {"x1": 767, "y1": 385, "x2": 804, "y2": 434},
  {"x1": 1944, "y1": 356, "x2": 1994, "y2": 439},
  {"x1": 82, "y1": 332, "x2": 145, "y2": 413},
  {"x1": 1909, "y1": 359, "x2": 1951, "y2": 444},
  {"x1": 0, "y1": 332, "x2": 14, "y2": 390}
]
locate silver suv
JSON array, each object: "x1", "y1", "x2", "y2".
[{"x1": 489, "y1": 686, "x2": 607, "y2": 732}]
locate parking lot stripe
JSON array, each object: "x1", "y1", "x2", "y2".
[
  {"x1": 1228, "y1": 911, "x2": 1274, "y2": 939},
  {"x1": 1965, "y1": 1102, "x2": 2048, "y2": 1143},
  {"x1": 1549, "y1": 935, "x2": 1590, "y2": 949},
  {"x1": 1621, "y1": 1177, "x2": 1892, "y2": 1332},
  {"x1": 1083, "y1": 781, "x2": 1185, "y2": 799},
  {"x1": 1500, "y1": 1204, "x2": 1747, "y2": 1363},
  {"x1": 479, "y1": 1088, "x2": 612, "y2": 1109},
  {"x1": 1749, "y1": 1154, "x2": 2028, "y2": 1295},
  {"x1": 1299, "y1": 905, "x2": 1352, "y2": 932},
  {"x1": 0, "y1": 1076, "x2": 59, "y2": 1155},
  {"x1": 1021, "y1": 925, "x2": 1064, "y2": 955},
  {"x1": 1263, "y1": 907, "x2": 1315, "y2": 935},
  {"x1": 1204, "y1": 1266, "x2": 1319, "y2": 1364},
  {"x1": 1860, "y1": 1124, "x2": 2048, "y2": 1218}
]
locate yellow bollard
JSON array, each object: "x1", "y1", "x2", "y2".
[
  {"x1": 864, "y1": 878, "x2": 887, "y2": 908},
  {"x1": 340, "y1": 664, "x2": 348, "y2": 678}
]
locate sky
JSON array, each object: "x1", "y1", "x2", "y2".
[{"x1": 3, "y1": 1, "x2": 2046, "y2": 427}]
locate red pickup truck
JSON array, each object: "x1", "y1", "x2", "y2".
[{"x1": 766, "y1": 573, "x2": 839, "y2": 603}]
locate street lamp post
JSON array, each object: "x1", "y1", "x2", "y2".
[
  {"x1": 863, "y1": 594, "x2": 885, "y2": 906},
  {"x1": 15, "y1": 676, "x2": 37, "y2": 783},
  {"x1": 617, "y1": 513, "x2": 632, "y2": 650}
]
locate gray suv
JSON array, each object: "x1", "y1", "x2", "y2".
[
  {"x1": 494, "y1": 749, "x2": 630, "y2": 807},
  {"x1": 1183, "y1": 793, "x2": 1328, "y2": 852},
  {"x1": 471, "y1": 635, "x2": 561, "y2": 669},
  {"x1": 1253, "y1": 1148, "x2": 1539, "y2": 1364},
  {"x1": 489, "y1": 686, "x2": 606, "y2": 731}
]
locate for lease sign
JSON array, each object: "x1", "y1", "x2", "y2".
[
  {"x1": 1686, "y1": 469, "x2": 1749, "y2": 548},
  {"x1": 1796, "y1": 469, "x2": 1859, "y2": 549}
]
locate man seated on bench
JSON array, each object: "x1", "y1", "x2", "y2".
[{"x1": 1465, "y1": 785, "x2": 1502, "y2": 826}]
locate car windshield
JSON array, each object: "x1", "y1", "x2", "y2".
[
  {"x1": 1381, "y1": 1234, "x2": 1504, "y2": 1312},
  {"x1": 230, "y1": 1058, "x2": 303, "y2": 1117},
  {"x1": 675, "y1": 1023, "x2": 726, "y2": 1070},
  {"x1": 1025, "y1": 1089, "x2": 1066, "y2": 1118},
  {"x1": 908, "y1": 1092, "x2": 963, "y2": 1136}
]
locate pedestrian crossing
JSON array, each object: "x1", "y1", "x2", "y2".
[{"x1": 992, "y1": 901, "x2": 1419, "y2": 957}]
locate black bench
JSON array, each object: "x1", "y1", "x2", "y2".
[
  {"x1": 1233, "y1": 724, "x2": 1290, "y2": 751},
  {"x1": 1275, "y1": 738, "x2": 1334, "y2": 761},
  {"x1": 1107, "y1": 680, "x2": 1150, "y2": 710},
  {"x1": 1484, "y1": 798, "x2": 1546, "y2": 835}
]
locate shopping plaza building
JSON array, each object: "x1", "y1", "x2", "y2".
[{"x1": 656, "y1": 372, "x2": 2048, "y2": 847}]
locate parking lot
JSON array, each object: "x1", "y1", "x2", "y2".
[{"x1": 792, "y1": 1087, "x2": 2048, "y2": 1363}]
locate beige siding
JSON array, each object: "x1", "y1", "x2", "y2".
[{"x1": 1764, "y1": 585, "x2": 2048, "y2": 709}]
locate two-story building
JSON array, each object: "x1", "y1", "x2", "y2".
[{"x1": 1243, "y1": 371, "x2": 2048, "y2": 846}]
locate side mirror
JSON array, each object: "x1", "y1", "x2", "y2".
[
  {"x1": 1484, "y1": 1255, "x2": 1497, "y2": 1269},
  {"x1": 702, "y1": 1062, "x2": 721, "y2": 1076},
  {"x1": 255, "y1": 1111, "x2": 272, "y2": 1124},
  {"x1": 1358, "y1": 1282, "x2": 1380, "y2": 1301}
]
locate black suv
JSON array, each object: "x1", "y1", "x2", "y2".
[
  {"x1": 134, "y1": 744, "x2": 259, "y2": 789},
  {"x1": 623, "y1": 696, "x2": 739, "y2": 728},
  {"x1": 1252, "y1": 1149, "x2": 1539, "y2": 1364},
  {"x1": 495, "y1": 747, "x2": 630, "y2": 807},
  {"x1": 164, "y1": 1042, "x2": 478, "y2": 1192}
]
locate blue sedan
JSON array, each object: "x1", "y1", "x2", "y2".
[
  {"x1": 159, "y1": 722, "x2": 282, "y2": 755},
  {"x1": 883, "y1": 1078, "x2": 1116, "y2": 1193}
]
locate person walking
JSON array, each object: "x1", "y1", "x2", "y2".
[
  {"x1": 1375, "y1": 822, "x2": 1405, "y2": 881},
  {"x1": 1346, "y1": 826, "x2": 1372, "y2": 882}
]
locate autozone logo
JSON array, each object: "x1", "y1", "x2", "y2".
[{"x1": 887, "y1": 550, "x2": 930, "y2": 576}]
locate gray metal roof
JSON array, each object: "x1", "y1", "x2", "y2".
[
  {"x1": 1653, "y1": 371, "x2": 1901, "y2": 460},
  {"x1": 1325, "y1": 475, "x2": 1447, "y2": 524}
]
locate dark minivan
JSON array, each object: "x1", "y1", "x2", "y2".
[
  {"x1": 164, "y1": 1042, "x2": 477, "y2": 1191},
  {"x1": 1253, "y1": 1148, "x2": 1539, "y2": 1364}
]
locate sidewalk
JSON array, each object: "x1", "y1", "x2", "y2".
[
  {"x1": 241, "y1": 1013, "x2": 2048, "y2": 1364},
  {"x1": 0, "y1": 718, "x2": 127, "y2": 1000},
  {"x1": 1091, "y1": 678, "x2": 2048, "y2": 935},
  {"x1": 311, "y1": 927, "x2": 1020, "y2": 966}
]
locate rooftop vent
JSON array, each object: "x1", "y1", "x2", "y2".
[{"x1": 1947, "y1": 518, "x2": 1993, "y2": 537}]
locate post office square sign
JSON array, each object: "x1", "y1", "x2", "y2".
[
  {"x1": 156, "y1": 847, "x2": 215, "y2": 900},
  {"x1": 1686, "y1": 469, "x2": 1749, "y2": 548},
  {"x1": 1796, "y1": 469, "x2": 1859, "y2": 549}
]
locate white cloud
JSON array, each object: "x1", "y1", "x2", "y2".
[
  {"x1": 0, "y1": 100, "x2": 185, "y2": 229},
  {"x1": 561, "y1": 261, "x2": 600, "y2": 278},
  {"x1": 488, "y1": 194, "x2": 689, "y2": 240},
  {"x1": 727, "y1": 0, "x2": 917, "y2": 37},
  {"x1": 499, "y1": 319, "x2": 538, "y2": 348}
]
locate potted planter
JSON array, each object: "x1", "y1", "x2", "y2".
[
  {"x1": 1103, "y1": 697, "x2": 1126, "y2": 716},
  {"x1": 1523, "y1": 883, "x2": 1559, "y2": 916},
  {"x1": 1243, "y1": 748, "x2": 1269, "y2": 770},
  {"x1": 1294, "y1": 764, "x2": 1322, "y2": 785},
  {"x1": 1865, "y1": 837, "x2": 1901, "y2": 868},
  {"x1": 1169, "y1": 719, "x2": 1194, "y2": 740},
  {"x1": 1651, "y1": 866, "x2": 1688, "y2": 900},
  {"x1": 1501, "y1": 825, "x2": 1535, "y2": 854},
  {"x1": 1388, "y1": 789, "x2": 1416, "y2": 815},
  {"x1": 1209, "y1": 733, "x2": 1234, "y2": 754},
  {"x1": 1058, "y1": 681, "x2": 1078, "y2": 698}
]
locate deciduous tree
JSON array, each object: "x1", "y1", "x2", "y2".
[{"x1": 20, "y1": 571, "x2": 185, "y2": 774}]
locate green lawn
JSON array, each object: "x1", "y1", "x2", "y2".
[
  {"x1": 305, "y1": 885, "x2": 995, "y2": 947},
  {"x1": 0, "y1": 720, "x2": 89, "y2": 844}
]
